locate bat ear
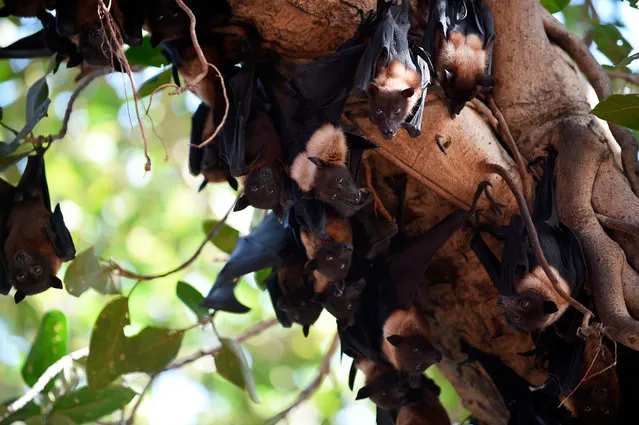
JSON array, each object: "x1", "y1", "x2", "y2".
[
  {"x1": 14, "y1": 291, "x2": 26, "y2": 304},
  {"x1": 386, "y1": 335, "x2": 404, "y2": 346},
  {"x1": 356, "y1": 385, "x2": 372, "y2": 400},
  {"x1": 303, "y1": 259, "x2": 318, "y2": 274},
  {"x1": 307, "y1": 156, "x2": 327, "y2": 168},
  {"x1": 302, "y1": 324, "x2": 310, "y2": 337},
  {"x1": 198, "y1": 179, "x2": 208, "y2": 192},
  {"x1": 50, "y1": 275, "x2": 63, "y2": 289},
  {"x1": 367, "y1": 83, "x2": 379, "y2": 97},
  {"x1": 227, "y1": 175, "x2": 239, "y2": 191},
  {"x1": 543, "y1": 301, "x2": 559, "y2": 314},
  {"x1": 477, "y1": 74, "x2": 494, "y2": 88},
  {"x1": 234, "y1": 195, "x2": 251, "y2": 212},
  {"x1": 401, "y1": 87, "x2": 415, "y2": 98}
]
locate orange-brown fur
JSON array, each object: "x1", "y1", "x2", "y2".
[
  {"x1": 516, "y1": 265, "x2": 570, "y2": 329},
  {"x1": 373, "y1": 59, "x2": 422, "y2": 112},
  {"x1": 396, "y1": 389, "x2": 451, "y2": 425},
  {"x1": 179, "y1": 45, "x2": 219, "y2": 106},
  {"x1": 300, "y1": 217, "x2": 352, "y2": 293},
  {"x1": 436, "y1": 32, "x2": 487, "y2": 86},
  {"x1": 5, "y1": 199, "x2": 60, "y2": 275},
  {"x1": 290, "y1": 124, "x2": 348, "y2": 191},
  {"x1": 356, "y1": 358, "x2": 393, "y2": 384},
  {"x1": 382, "y1": 307, "x2": 431, "y2": 371}
]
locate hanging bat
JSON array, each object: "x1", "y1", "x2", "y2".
[
  {"x1": 314, "y1": 277, "x2": 367, "y2": 328},
  {"x1": 0, "y1": 150, "x2": 76, "y2": 303},
  {"x1": 422, "y1": 0, "x2": 495, "y2": 116},
  {"x1": 396, "y1": 385, "x2": 451, "y2": 425},
  {"x1": 470, "y1": 146, "x2": 588, "y2": 332},
  {"x1": 354, "y1": 359, "x2": 414, "y2": 410},
  {"x1": 354, "y1": 0, "x2": 431, "y2": 139},
  {"x1": 115, "y1": 0, "x2": 149, "y2": 47},
  {"x1": 201, "y1": 214, "x2": 293, "y2": 313},
  {"x1": 188, "y1": 102, "x2": 238, "y2": 192},
  {"x1": 300, "y1": 215, "x2": 353, "y2": 294}
]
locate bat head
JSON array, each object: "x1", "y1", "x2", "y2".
[
  {"x1": 10, "y1": 250, "x2": 63, "y2": 300},
  {"x1": 441, "y1": 69, "x2": 494, "y2": 116},
  {"x1": 304, "y1": 241, "x2": 353, "y2": 281},
  {"x1": 318, "y1": 278, "x2": 366, "y2": 326},
  {"x1": 276, "y1": 291, "x2": 323, "y2": 326},
  {"x1": 235, "y1": 167, "x2": 282, "y2": 211},
  {"x1": 367, "y1": 84, "x2": 415, "y2": 139},
  {"x1": 386, "y1": 334, "x2": 443, "y2": 373},
  {"x1": 78, "y1": 24, "x2": 122, "y2": 71},
  {"x1": 570, "y1": 380, "x2": 619, "y2": 425},
  {"x1": 356, "y1": 370, "x2": 411, "y2": 410},
  {"x1": 497, "y1": 292, "x2": 558, "y2": 332},
  {"x1": 308, "y1": 158, "x2": 372, "y2": 216}
]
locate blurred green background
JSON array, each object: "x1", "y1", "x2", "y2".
[{"x1": 0, "y1": 0, "x2": 637, "y2": 423}]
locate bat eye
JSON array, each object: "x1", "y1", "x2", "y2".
[
  {"x1": 375, "y1": 107, "x2": 383, "y2": 115},
  {"x1": 602, "y1": 408, "x2": 610, "y2": 415},
  {"x1": 520, "y1": 300, "x2": 530, "y2": 308},
  {"x1": 251, "y1": 185, "x2": 259, "y2": 192},
  {"x1": 31, "y1": 266, "x2": 42, "y2": 276},
  {"x1": 584, "y1": 406, "x2": 592, "y2": 413},
  {"x1": 16, "y1": 272, "x2": 26, "y2": 282},
  {"x1": 268, "y1": 188, "x2": 274, "y2": 194},
  {"x1": 412, "y1": 347, "x2": 419, "y2": 352},
  {"x1": 326, "y1": 255, "x2": 334, "y2": 262},
  {"x1": 336, "y1": 177, "x2": 343, "y2": 184},
  {"x1": 512, "y1": 314, "x2": 521, "y2": 322},
  {"x1": 394, "y1": 108, "x2": 402, "y2": 115},
  {"x1": 381, "y1": 391, "x2": 386, "y2": 396},
  {"x1": 339, "y1": 263, "x2": 346, "y2": 270},
  {"x1": 331, "y1": 194, "x2": 338, "y2": 200},
  {"x1": 346, "y1": 304, "x2": 352, "y2": 310}
]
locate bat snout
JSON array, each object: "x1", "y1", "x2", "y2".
[{"x1": 496, "y1": 296, "x2": 505, "y2": 307}]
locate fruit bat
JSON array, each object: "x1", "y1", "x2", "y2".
[
  {"x1": 470, "y1": 146, "x2": 587, "y2": 332},
  {"x1": 188, "y1": 102, "x2": 238, "y2": 192},
  {"x1": 422, "y1": 0, "x2": 495, "y2": 116},
  {"x1": 396, "y1": 386, "x2": 451, "y2": 425},
  {"x1": 460, "y1": 339, "x2": 574, "y2": 425},
  {"x1": 354, "y1": 0, "x2": 431, "y2": 139},
  {"x1": 314, "y1": 277, "x2": 367, "y2": 328},
  {"x1": 353, "y1": 359, "x2": 414, "y2": 410},
  {"x1": 0, "y1": 150, "x2": 76, "y2": 303},
  {"x1": 201, "y1": 213, "x2": 293, "y2": 313}
]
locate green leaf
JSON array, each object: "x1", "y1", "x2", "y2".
[
  {"x1": 176, "y1": 281, "x2": 209, "y2": 322},
  {"x1": 540, "y1": 0, "x2": 570, "y2": 13},
  {"x1": 25, "y1": 417, "x2": 45, "y2": 425},
  {"x1": 254, "y1": 268, "x2": 272, "y2": 291},
  {"x1": 0, "y1": 401, "x2": 41, "y2": 425},
  {"x1": 124, "y1": 327, "x2": 184, "y2": 374},
  {"x1": 591, "y1": 94, "x2": 639, "y2": 130},
  {"x1": 48, "y1": 414, "x2": 78, "y2": 425},
  {"x1": 0, "y1": 143, "x2": 34, "y2": 171},
  {"x1": 202, "y1": 220, "x2": 240, "y2": 254},
  {"x1": 592, "y1": 23, "x2": 633, "y2": 65},
  {"x1": 125, "y1": 37, "x2": 169, "y2": 67},
  {"x1": 617, "y1": 52, "x2": 639, "y2": 68},
  {"x1": 64, "y1": 248, "x2": 120, "y2": 297},
  {"x1": 138, "y1": 67, "x2": 174, "y2": 98},
  {"x1": 214, "y1": 338, "x2": 259, "y2": 403},
  {"x1": 86, "y1": 298, "x2": 130, "y2": 391},
  {"x1": 22, "y1": 311, "x2": 68, "y2": 389},
  {"x1": 4, "y1": 72, "x2": 51, "y2": 148},
  {"x1": 50, "y1": 386, "x2": 136, "y2": 424}
]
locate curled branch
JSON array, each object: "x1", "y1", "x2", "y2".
[{"x1": 265, "y1": 334, "x2": 340, "y2": 425}]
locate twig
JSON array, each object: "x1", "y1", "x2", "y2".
[
  {"x1": 0, "y1": 348, "x2": 89, "y2": 421},
  {"x1": 469, "y1": 98, "x2": 499, "y2": 131},
  {"x1": 606, "y1": 70, "x2": 639, "y2": 86},
  {"x1": 111, "y1": 195, "x2": 237, "y2": 281},
  {"x1": 543, "y1": 11, "x2": 639, "y2": 198},
  {"x1": 595, "y1": 213, "x2": 639, "y2": 236},
  {"x1": 487, "y1": 163, "x2": 594, "y2": 327},
  {"x1": 166, "y1": 318, "x2": 280, "y2": 370},
  {"x1": 265, "y1": 334, "x2": 340, "y2": 425},
  {"x1": 487, "y1": 95, "x2": 532, "y2": 208},
  {"x1": 125, "y1": 374, "x2": 157, "y2": 425}
]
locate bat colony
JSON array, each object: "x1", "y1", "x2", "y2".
[{"x1": 0, "y1": 0, "x2": 626, "y2": 424}]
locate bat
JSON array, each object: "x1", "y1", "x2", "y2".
[
  {"x1": 300, "y1": 216, "x2": 353, "y2": 294},
  {"x1": 0, "y1": 0, "x2": 47, "y2": 18},
  {"x1": 617, "y1": 344, "x2": 639, "y2": 424},
  {"x1": 290, "y1": 124, "x2": 373, "y2": 217},
  {"x1": 0, "y1": 149, "x2": 76, "y2": 303},
  {"x1": 115, "y1": 0, "x2": 149, "y2": 47},
  {"x1": 188, "y1": 102, "x2": 238, "y2": 192},
  {"x1": 470, "y1": 146, "x2": 588, "y2": 332},
  {"x1": 201, "y1": 213, "x2": 293, "y2": 313},
  {"x1": 354, "y1": 0, "x2": 431, "y2": 139},
  {"x1": 354, "y1": 359, "x2": 414, "y2": 410},
  {"x1": 422, "y1": 0, "x2": 495, "y2": 116},
  {"x1": 314, "y1": 277, "x2": 367, "y2": 328},
  {"x1": 460, "y1": 339, "x2": 574, "y2": 425},
  {"x1": 396, "y1": 386, "x2": 451, "y2": 425}
]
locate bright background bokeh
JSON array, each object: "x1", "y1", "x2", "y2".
[{"x1": 0, "y1": 1, "x2": 637, "y2": 424}]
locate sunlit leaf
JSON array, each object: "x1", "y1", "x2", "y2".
[
  {"x1": 5, "y1": 70, "x2": 52, "y2": 147},
  {"x1": 125, "y1": 37, "x2": 169, "y2": 67},
  {"x1": 254, "y1": 268, "x2": 272, "y2": 291},
  {"x1": 138, "y1": 67, "x2": 174, "y2": 98},
  {"x1": 176, "y1": 281, "x2": 209, "y2": 322},
  {"x1": 124, "y1": 327, "x2": 184, "y2": 374},
  {"x1": 0, "y1": 143, "x2": 34, "y2": 171},
  {"x1": 202, "y1": 220, "x2": 240, "y2": 254},
  {"x1": 214, "y1": 338, "x2": 259, "y2": 403},
  {"x1": 24, "y1": 417, "x2": 45, "y2": 425},
  {"x1": 22, "y1": 311, "x2": 68, "y2": 389},
  {"x1": 50, "y1": 386, "x2": 136, "y2": 424},
  {"x1": 591, "y1": 94, "x2": 639, "y2": 130},
  {"x1": 541, "y1": 0, "x2": 570, "y2": 13},
  {"x1": 592, "y1": 24, "x2": 633, "y2": 65},
  {"x1": 86, "y1": 297, "x2": 130, "y2": 391},
  {"x1": 617, "y1": 52, "x2": 639, "y2": 68},
  {"x1": 64, "y1": 248, "x2": 118, "y2": 297},
  {"x1": 0, "y1": 401, "x2": 40, "y2": 425}
]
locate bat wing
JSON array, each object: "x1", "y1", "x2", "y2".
[
  {"x1": 265, "y1": 270, "x2": 292, "y2": 327},
  {"x1": 50, "y1": 204, "x2": 76, "y2": 261},
  {"x1": 533, "y1": 146, "x2": 560, "y2": 227},
  {"x1": 387, "y1": 210, "x2": 469, "y2": 308},
  {"x1": 470, "y1": 231, "x2": 505, "y2": 294},
  {"x1": 202, "y1": 214, "x2": 292, "y2": 312},
  {"x1": 188, "y1": 103, "x2": 209, "y2": 176},
  {"x1": 376, "y1": 407, "x2": 396, "y2": 425},
  {"x1": 421, "y1": 0, "x2": 448, "y2": 57},
  {"x1": 0, "y1": 179, "x2": 14, "y2": 295},
  {"x1": 0, "y1": 29, "x2": 53, "y2": 59},
  {"x1": 402, "y1": 47, "x2": 431, "y2": 137},
  {"x1": 501, "y1": 214, "x2": 530, "y2": 296},
  {"x1": 476, "y1": 1, "x2": 495, "y2": 48},
  {"x1": 345, "y1": 131, "x2": 378, "y2": 182},
  {"x1": 291, "y1": 188, "x2": 328, "y2": 239}
]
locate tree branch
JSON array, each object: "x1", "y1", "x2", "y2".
[
  {"x1": 607, "y1": 70, "x2": 639, "y2": 86},
  {"x1": 265, "y1": 334, "x2": 339, "y2": 425}
]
